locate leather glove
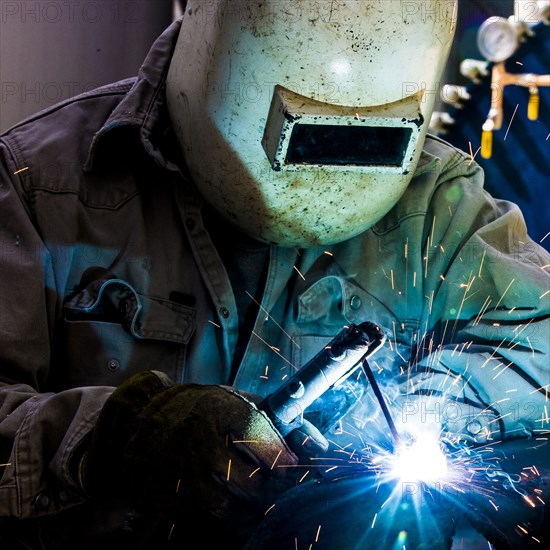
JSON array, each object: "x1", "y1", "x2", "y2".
[{"x1": 81, "y1": 370, "x2": 299, "y2": 545}]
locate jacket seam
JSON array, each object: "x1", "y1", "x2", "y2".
[
  {"x1": 1, "y1": 82, "x2": 136, "y2": 135},
  {"x1": 28, "y1": 187, "x2": 140, "y2": 210}
]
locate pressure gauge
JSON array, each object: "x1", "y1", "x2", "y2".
[{"x1": 477, "y1": 17, "x2": 520, "y2": 62}]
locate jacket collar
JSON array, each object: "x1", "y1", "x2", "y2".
[{"x1": 85, "y1": 17, "x2": 183, "y2": 172}]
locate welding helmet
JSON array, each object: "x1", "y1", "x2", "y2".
[{"x1": 167, "y1": 0, "x2": 457, "y2": 247}]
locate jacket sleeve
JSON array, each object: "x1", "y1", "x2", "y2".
[
  {"x1": 0, "y1": 141, "x2": 114, "y2": 518},
  {"x1": 412, "y1": 147, "x2": 549, "y2": 443}
]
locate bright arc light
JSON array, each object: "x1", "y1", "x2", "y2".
[{"x1": 391, "y1": 433, "x2": 448, "y2": 483}]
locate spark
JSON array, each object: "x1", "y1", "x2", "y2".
[
  {"x1": 324, "y1": 250, "x2": 333, "y2": 256},
  {"x1": 176, "y1": 479, "x2": 181, "y2": 493},
  {"x1": 0, "y1": 463, "x2": 11, "y2": 467},
  {"x1": 523, "y1": 495, "x2": 536, "y2": 508},
  {"x1": 493, "y1": 360, "x2": 513, "y2": 379},
  {"x1": 489, "y1": 499, "x2": 498, "y2": 511},
  {"x1": 492, "y1": 278, "x2": 515, "y2": 310},
  {"x1": 495, "y1": 397, "x2": 511, "y2": 405},
  {"x1": 539, "y1": 406, "x2": 549, "y2": 426},
  {"x1": 424, "y1": 241, "x2": 430, "y2": 278},
  {"x1": 540, "y1": 290, "x2": 549, "y2": 299},
  {"x1": 427, "y1": 290, "x2": 434, "y2": 314},
  {"x1": 451, "y1": 272, "x2": 476, "y2": 338},
  {"x1": 540, "y1": 232, "x2": 549, "y2": 243},
  {"x1": 227, "y1": 459, "x2": 231, "y2": 480},
  {"x1": 478, "y1": 248, "x2": 487, "y2": 277},
  {"x1": 245, "y1": 290, "x2": 300, "y2": 348},
  {"x1": 264, "y1": 503, "x2": 276, "y2": 515},
  {"x1": 13, "y1": 166, "x2": 29, "y2": 175},
  {"x1": 488, "y1": 412, "x2": 513, "y2": 423},
  {"x1": 468, "y1": 141, "x2": 481, "y2": 165},
  {"x1": 251, "y1": 330, "x2": 296, "y2": 369},
  {"x1": 503, "y1": 104, "x2": 519, "y2": 140},
  {"x1": 271, "y1": 449, "x2": 283, "y2": 469},
  {"x1": 293, "y1": 266, "x2": 306, "y2": 280},
  {"x1": 208, "y1": 319, "x2": 220, "y2": 328},
  {"x1": 298, "y1": 470, "x2": 310, "y2": 483},
  {"x1": 315, "y1": 525, "x2": 322, "y2": 542},
  {"x1": 371, "y1": 513, "x2": 378, "y2": 528},
  {"x1": 480, "y1": 338, "x2": 510, "y2": 368},
  {"x1": 249, "y1": 467, "x2": 260, "y2": 478},
  {"x1": 168, "y1": 523, "x2": 176, "y2": 540},
  {"x1": 391, "y1": 269, "x2": 395, "y2": 289}
]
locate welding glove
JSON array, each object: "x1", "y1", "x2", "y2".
[{"x1": 80, "y1": 370, "x2": 300, "y2": 544}]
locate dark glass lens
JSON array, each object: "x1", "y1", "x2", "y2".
[{"x1": 286, "y1": 124, "x2": 412, "y2": 166}]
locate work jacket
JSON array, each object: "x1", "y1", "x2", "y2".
[{"x1": 0, "y1": 17, "x2": 548, "y2": 549}]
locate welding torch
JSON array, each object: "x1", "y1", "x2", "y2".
[{"x1": 261, "y1": 321, "x2": 388, "y2": 438}]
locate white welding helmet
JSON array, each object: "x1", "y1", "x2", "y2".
[{"x1": 167, "y1": 0, "x2": 457, "y2": 247}]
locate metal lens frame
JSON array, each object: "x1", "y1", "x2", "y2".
[{"x1": 262, "y1": 85, "x2": 423, "y2": 174}]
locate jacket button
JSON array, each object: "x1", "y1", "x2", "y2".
[
  {"x1": 59, "y1": 490, "x2": 72, "y2": 503},
  {"x1": 350, "y1": 295, "x2": 362, "y2": 310},
  {"x1": 34, "y1": 491, "x2": 50, "y2": 509},
  {"x1": 107, "y1": 359, "x2": 121, "y2": 372},
  {"x1": 466, "y1": 420, "x2": 482, "y2": 435},
  {"x1": 219, "y1": 306, "x2": 230, "y2": 319},
  {"x1": 185, "y1": 218, "x2": 196, "y2": 230}
]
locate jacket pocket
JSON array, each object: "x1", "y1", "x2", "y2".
[
  {"x1": 296, "y1": 275, "x2": 395, "y2": 332},
  {"x1": 60, "y1": 278, "x2": 195, "y2": 387}
]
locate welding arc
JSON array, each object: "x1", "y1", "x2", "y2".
[{"x1": 361, "y1": 358, "x2": 401, "y2": 446}]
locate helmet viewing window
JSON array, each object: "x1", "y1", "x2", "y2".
[
  {"x1": 262, "y1": 85, "x2": 424, "y2": 174},
  {"x1": 286, "y1": 124, "x2": 413, "y2": 168}
]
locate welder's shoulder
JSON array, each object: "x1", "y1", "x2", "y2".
[
  {"x1": 0, "y1": 78, "x2": 136, "y2": 174},
  {"x1": 419, "y1": 133, "x2": 484, "y2": 188}
]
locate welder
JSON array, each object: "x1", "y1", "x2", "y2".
[{"x1": 0, "y1": 1, "x2": 548, "y2": 549}]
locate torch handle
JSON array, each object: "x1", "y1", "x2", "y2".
[{"x1": 261, "y1": 322, "x2": 386, "y2": 437}]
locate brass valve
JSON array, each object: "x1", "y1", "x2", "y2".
[{"x1": 481, "y1": 63, "x2": 549, "y2": 159}]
